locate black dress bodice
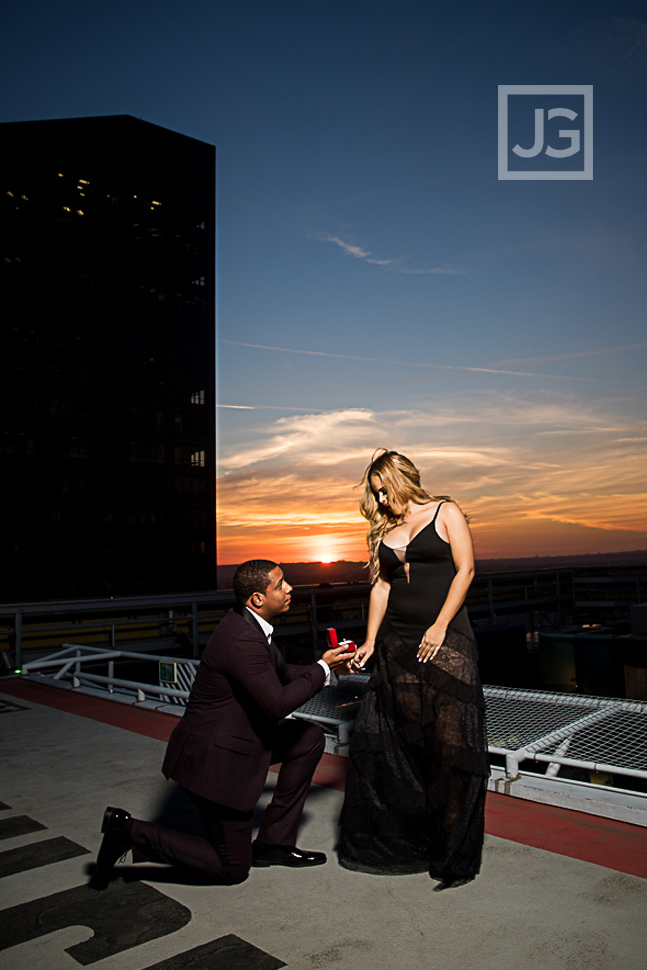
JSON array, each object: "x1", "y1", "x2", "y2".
[{"x1": 379, "y1": 512, "x2": 473, "y2": 643}]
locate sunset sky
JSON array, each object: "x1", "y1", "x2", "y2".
[{"x1": 3, "y1": 1, "x2": 646, "y2": 564}]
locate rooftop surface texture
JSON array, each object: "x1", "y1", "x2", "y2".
[{"x1": 1, "y1": 677, "x2": 646, "y2": 970}]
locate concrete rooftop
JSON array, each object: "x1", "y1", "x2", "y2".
[{"x1": 1, "y1": 677, "x2": 646, "y2": 970}]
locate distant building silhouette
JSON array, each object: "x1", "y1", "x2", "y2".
[{"x1": 1, "y1": 115, "x2": 216, "y2": 600}]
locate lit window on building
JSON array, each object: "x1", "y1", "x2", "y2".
[
  {"x1": 190, "y1": 449, "x2": 205, "y2": 467},
  {"x1": 190, "y1": 389, "x2": 205, "y2": 405},
  {"x1": 69, "y1": 438, "x2": 88, "y2": 459}
]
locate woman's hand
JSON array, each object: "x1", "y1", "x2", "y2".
[
  {"x1": 417, "y1": 622, "x2": 447, "y2": 663},
  {"x1": 351, "y1": 641, "x2": 375, "y2": 670}
]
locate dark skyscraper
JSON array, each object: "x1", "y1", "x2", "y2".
[{"x1": 1, "y1": 115, "x2": 216, "y2": 600}]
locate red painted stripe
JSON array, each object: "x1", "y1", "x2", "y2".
[
  {"x1": 485, "y1": 791, "x2": 647, "y2": 878},
  {"x1": 312, "y1": 752, "x2": 348, "y2": 791},
  {"x1": 3, "y1": 677, "x2": 647, "y2": 878}
]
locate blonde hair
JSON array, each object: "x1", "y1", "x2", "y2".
[{"x1": 360, "y1": 449, "x2": 453, "y2": 583}]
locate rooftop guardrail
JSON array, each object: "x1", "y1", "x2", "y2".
[{"x1": 18, "y1": 646, "x2": 647, "y2": 797}]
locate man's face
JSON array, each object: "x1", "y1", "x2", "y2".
[{"x1": 251, "y1": 566, "x2": 292, "y2": 620}]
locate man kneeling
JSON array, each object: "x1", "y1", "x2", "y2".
[{"x1": 93, "y1": 560, "x2": 353, "y2": 888}]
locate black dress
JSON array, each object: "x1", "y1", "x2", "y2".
[{"x1": 338, "y1": 503, "x2": 489, "y2": 881}]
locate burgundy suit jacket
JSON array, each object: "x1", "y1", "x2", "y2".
[{"x1": 162, "y1": 607, "x2": 326, "y2": 811}]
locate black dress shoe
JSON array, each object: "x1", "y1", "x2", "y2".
[
  {"x1": 91, "y1": 806, "x2": 133, "y2": 890},
  {"x1": 251, "y1": 841, "x2": 327, "y2": 868}
]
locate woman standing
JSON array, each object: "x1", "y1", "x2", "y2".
[{"x1": 339, "y1": 449, "x2": 489, "y2": 888}]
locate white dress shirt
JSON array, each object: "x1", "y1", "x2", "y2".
[{"x1": 246, "y1": 607, "x2": 331, "y2": 685}]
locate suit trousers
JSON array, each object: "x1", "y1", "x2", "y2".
[{"x1": 130, "y1": 719, "x2": 325, "y2": 885}]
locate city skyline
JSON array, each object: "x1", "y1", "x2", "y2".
[{"x1": 2, "y1": 2, "x2": 646, "y2": 565}]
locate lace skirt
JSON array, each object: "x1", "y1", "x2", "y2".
[{"x1": 338, "y1": 620, "x2": 489, "y2": 881}]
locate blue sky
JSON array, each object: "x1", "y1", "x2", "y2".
[{"x1": 3, "y1": 1, "x2": 646, "y2": 562}]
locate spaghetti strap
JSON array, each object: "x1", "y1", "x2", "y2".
[{"x1": 431, "y1": 500, "x2": 445, "y2": 524}]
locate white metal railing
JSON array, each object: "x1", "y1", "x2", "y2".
[
  {"x1": 21, "y1": 644, "x2": 198, "y2": 705},
  {"x1": 484, "y1": 686, "x2": 647, "y2": 781},
  {"x1": 295, "y1": 678, "x2": 647, "y2": 782},
  {"x1": 17, "y1": 648, "x2": 647, "y2": 790}
]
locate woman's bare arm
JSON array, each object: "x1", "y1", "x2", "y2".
[
  {"x1": 417, "y1": 501, "x2": 475, "y2": 662},
  {"x1": 353, "y1": 571, "x2": 390, "y2": 668}
]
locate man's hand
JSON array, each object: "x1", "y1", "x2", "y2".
[{"x1": 322, "y1": 644, "x2": 356, "y2": 671}]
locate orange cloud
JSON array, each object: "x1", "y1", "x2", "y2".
[{"x1": 215, "y1": 400, "x2": 647, "y2": 564}]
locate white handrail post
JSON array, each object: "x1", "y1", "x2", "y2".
[{"x1": 505, "y1": 751, "x2": 522, "y2": 780}]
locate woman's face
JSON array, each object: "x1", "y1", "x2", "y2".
[{"x1": 370, "y1": 474, "x2": 392, "y2": 511}]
